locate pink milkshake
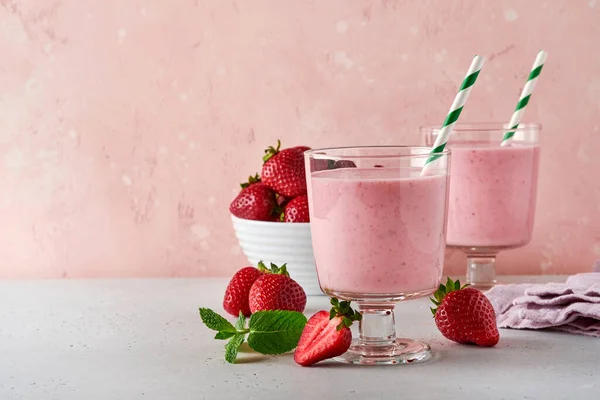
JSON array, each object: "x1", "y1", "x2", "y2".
[
  {"x1": 308, "y1": 168, "x2": 448, "y2": 297},
  {"x1": 423, "y1": 123, "x2": 542, "y2": 288},
  {"x1": 446, "y1": 142, "x2": 540, "y2": 248}
]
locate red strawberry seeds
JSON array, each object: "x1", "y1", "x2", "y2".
[
  {"x1": 431, "y1": 278, "x2": 500, "y2": 347},
  {"x1": 261, "y1": 140, "x2": 308, "y2": 198},
  {"x1": 223, "y1": 266, "x2": 263, "y2": 317},
  {"x1": 249, "y1": 262, "x2": 306, "y2": 314},
  {"x1": 229, "y1": 183, "x2": 277, "y2": 221},
  {"x1": 282, "y1": 195, "x2": 310, "y2": 223}
]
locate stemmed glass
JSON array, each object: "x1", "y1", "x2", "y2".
[
  {"x1": 423, "y1": 123, "x2": 541, "y2": 289},
  {"x1": 304, "y1": 146, "x2": 450, "y2": 365}
]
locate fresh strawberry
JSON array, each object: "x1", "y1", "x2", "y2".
[
  {"x1": 282, "y1": 195, "x2": 309, "y2": 223},
  {"x1": 240, "y1": 173, "x2": 261, "y2": 189},
  {"x1": 431, "y1": 278, "x2": 500, "y2": 347},
  {"x1": 261, "y1": 140, "x2": 308, "y2": 197},
  {"x1": 333, "y1": 160, "x2": 356, "y2": 169},
  {"x1": 249, "y1": 262, "x2": 307, "y2": 314},
  {"x1": 223, "y1": 266, "x2": 263, "y2": 317},
  {"x1": 294, "y1": 298, "x2": 361, "y2": 366},
  {"x1": 229, "y1": 183, "x2": 277, "y2": 221}
]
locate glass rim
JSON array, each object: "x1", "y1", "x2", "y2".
[
  {"x1": 420, "y1": 122, "x2": 542, "y2": 133},
  {"x1": 305, "y1": 145, "x2": 450, "y2": 160}
]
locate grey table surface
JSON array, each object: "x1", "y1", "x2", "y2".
[{"x1": 0, "y1": 276, "x2": 598, "y2": 400}]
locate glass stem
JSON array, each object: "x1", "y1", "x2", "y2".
[
  {"x1": 466, "y1": 254, "x2": 497, "y2": 289},
  {"x1": 358, "y1": 304, "x2": 396, "y2": 345}
]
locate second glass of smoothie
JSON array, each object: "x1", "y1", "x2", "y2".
[
  {"x1": 305, "y1": 146, "x2": 450, "y2": 365},
  {"x1": 423, "y1": 123, "x2": 541, "y2": 289}
]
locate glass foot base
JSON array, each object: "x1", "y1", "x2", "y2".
[{"x1": 333, "y1": 338, "x2": 433, "y2": 365}]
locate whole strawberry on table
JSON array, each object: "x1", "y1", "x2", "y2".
[
  {"x1": 431, "y1": 277, "x2": 500, "y2": 347},
  {"x1": 229, "y1": 140, "x2": 311, "y2": 223},
  {"x1": 223, "y1": 261, "x2": 307, "y2": 317}
]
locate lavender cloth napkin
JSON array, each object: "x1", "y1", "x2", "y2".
[{"x1": 485, "y1": 272, "x2": 600, "y2": 337}]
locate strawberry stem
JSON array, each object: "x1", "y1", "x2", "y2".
[
  {"x1": 240, "y1": 173, "x2": 261, "y2": 189},
  {"x1": 257, "y1": 261, "x2": 289, "y2": 277},
  {"x1": 329, "y1": 297, "x2": 362, "y2": 331},
  {"x1": 262, "y1": 139, "x2": 281, "y2": 163},
  {"x1": 430, "y1": 277, "x2": 470, "y2": 317}
]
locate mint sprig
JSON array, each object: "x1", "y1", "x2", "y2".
[
  {"x1": 199, "y1": 308, "x2": 307, "y2": 364},
  {"x1": 199, "y1": 308, "x2": 237, "y2": 339},
  {"x1": 247, "y1": 310, "x2": 307, "y2": 355}
]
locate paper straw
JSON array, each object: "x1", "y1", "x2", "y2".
[
  {"x1": 501, "y1": 50, "x2": 547, "y2": 146},
  {"x1": 421, "y1": 55, "x2": 485, "y2": 175}
]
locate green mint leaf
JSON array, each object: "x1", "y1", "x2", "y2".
[
  {"x1": 215, "y1": 331, "x2": 235, "y2": 340},
  {"x1": 199, "y1": 308, "x2": 236, "y2": 333},
  {"x1": 235, "y1": 312, "x2": 246, "y2": 330},
  {"x1": 247, "y1": 310, "x2": 307, "y2": 355},
  {"x1": 225, "y1": 334, "x2": 245, "y2": 364}
]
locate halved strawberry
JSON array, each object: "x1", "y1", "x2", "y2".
[{"x1": 294, "y1": 298, "x2": 361, "y2": 366}]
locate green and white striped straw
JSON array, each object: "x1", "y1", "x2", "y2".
[
  {"x1": 501, "y1": 50, "x2": 547, "y2": 146},
  {"x1": 421, "y1": 55, "x2": 485, "y2": 175}
]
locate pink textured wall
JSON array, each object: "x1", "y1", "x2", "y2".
[{"x1": 1, "y1": 0, "x2": 599, "y2": 279}]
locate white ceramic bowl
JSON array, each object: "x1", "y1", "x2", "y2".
[{"x1": 231, "y1": 215, "x2": 322, "y2": 296}]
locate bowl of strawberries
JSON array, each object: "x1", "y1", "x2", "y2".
[{"x1": 229, "y1": 141, "x2": 321, "y2": 295}]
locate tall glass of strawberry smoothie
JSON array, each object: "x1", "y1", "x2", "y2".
[
  {"x1": 305, "y1": 146, "x2": 451, "y2": 365},
  {"x1": 423, "y1": 123, "x2": 541, "y2": 289}
]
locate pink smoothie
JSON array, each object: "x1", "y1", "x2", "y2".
[
  {"x1": 308, "y1": 168, "x2": 447, "y2": 296},
  {"x1": 446, "y1": 142, "x2": 540, "y2": 248}
]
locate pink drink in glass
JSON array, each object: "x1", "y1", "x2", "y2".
[
  {"x1": 446, "y1": 143, "x2": 541, "y2": 248},
  {"x1": 309, "y1": 168, "x2": 446, "y2": 298},
  {"x1": 423, "y1": 123, "x2": 541, "y2": 288},
  {"x1": 305, "y1": 146, "x2": 450, "y2": 365}
]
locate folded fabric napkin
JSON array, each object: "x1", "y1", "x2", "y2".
[{"x1": 485, "y1": 272, "x2": 600, "y2": 337}]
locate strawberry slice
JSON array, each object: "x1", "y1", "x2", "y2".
[{"x1": 294, "y1": 298, "x2": 361, "y2": 366}]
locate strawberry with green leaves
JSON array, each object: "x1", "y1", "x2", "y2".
[
  {"x1": 430, "y1": 278, "x2": 500, "y2": 347},
  {"x1": 229, "y1": 183, "x2": 277, "y2": 221},
  {"x1": 199, "y1": 308, "x2": 307, "y2": 363},
  {"x1": 249, "y1": 262, "x2": 307, "y2": 313},
  {"x1": 261, "y1": 140, "x2": 308, "y2": 198},
  {"x1": 294, "y1": 298, "x2": 361, "y2": 366}
]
